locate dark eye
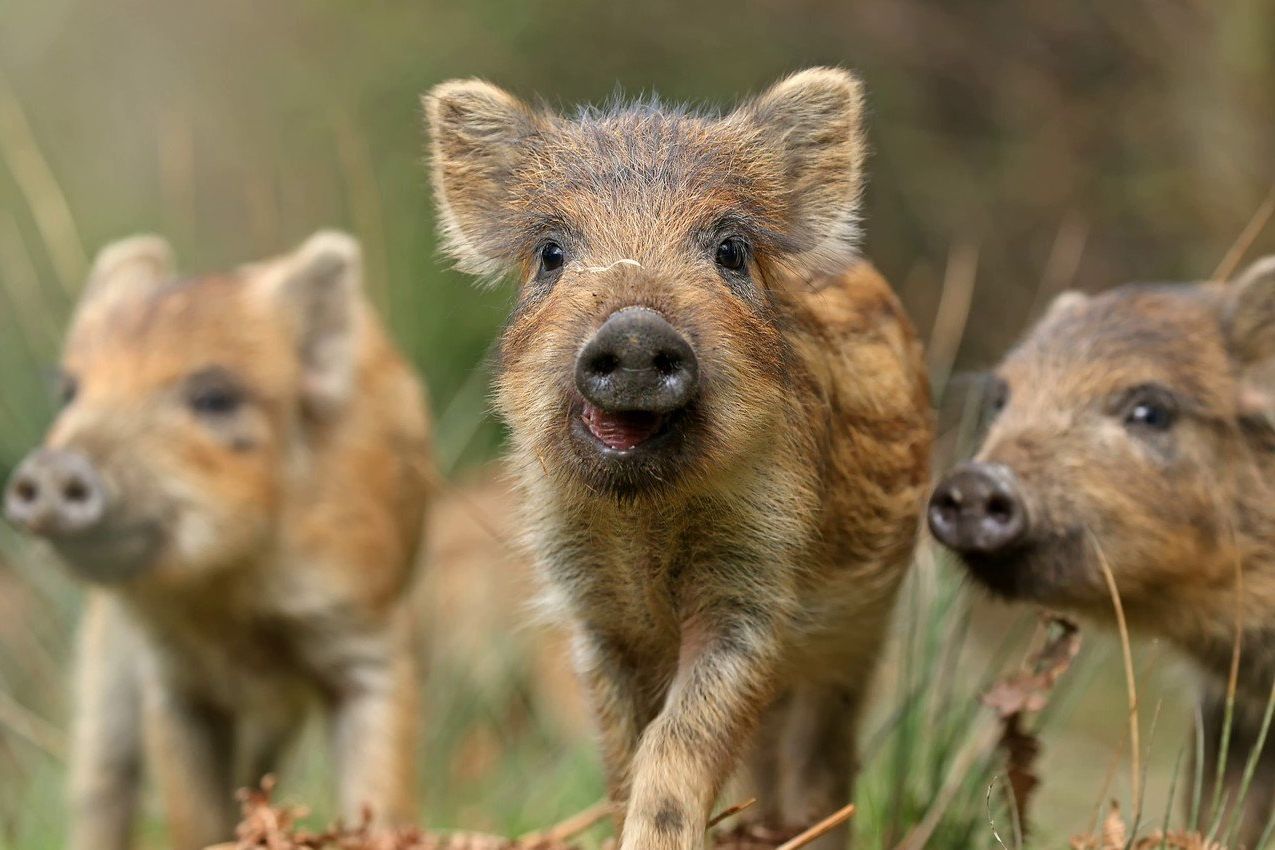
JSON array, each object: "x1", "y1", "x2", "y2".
[
  {"x1": 539, "y1": 242, "x2": 565, "y2": 273},
  {"x1": 190, "y1": 386, "x2": 241, "y2": 416},
  {"x1": 1123, "y1": 386, "x2": 1177, "y2": 432},
  {"x1": 186, "y1": 369, "x2": 244, "y2": 417},
  {"x1": 58, "y1": 374, "x2": 78, "y2": 408},
  {"x1": 715, "y1": 237, "x2": 747, "y2": 272},
  {"x1": 988, "y1": 377, "x2": 1009, "y2": 415}
]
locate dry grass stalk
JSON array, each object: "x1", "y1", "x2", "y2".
[
  {"x1": 1090, "y1": 534, "x2": 1143, "y2": 814},
  {"x1": 517, "y1": 801, "x2": 612, "y2": 845},
  {"x1": 925, "y1": 241, "x2": 979, "y2": 397},
  {"x1": 1026, "y1": 213, "x2": 1089, "y2": 319},
  {"x1": 0, "y1": 688, "x2": 67, "y2": 761},
  {"x1": 706, "y1": 799, "x2": 757, "y2": 829},
  {"x1": 1212, "y1": 183, "x2": 1275, "y2": 284},
  {"x1": 774, "y1": 802, "x2": 856, "y2": 850},
  {"x1": 711, "y1": 801, "x2": 855, "y2": 850}
]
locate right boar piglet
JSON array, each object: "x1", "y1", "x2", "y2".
[{"x1": 929, "y1": 256, "x2": 1275, "y2": 842}]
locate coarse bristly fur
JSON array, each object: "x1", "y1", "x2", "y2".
[
  {"x1": 940, "y1": 257, "x2": 1275, "y2": 845},
  {"x1": 424, "y1": 68, "x2": 933, "y2": 850},
  {"x1": 12, "y1": 233, "x2": 433, "y2": 850}
]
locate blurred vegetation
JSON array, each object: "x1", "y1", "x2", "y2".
[{"x1": 0, "y1": 0, "x2": 1272, "y2": 847}]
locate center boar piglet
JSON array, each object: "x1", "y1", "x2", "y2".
[
  {"x1": 929, "y1": 257, "x2": 1275, "y2": 842},
  {"x1": 425, "y1": 69, "x2": 932, "y2": 850},
  {"x1": 3, "y1": 233, "x2": 432, "y2": 850}
]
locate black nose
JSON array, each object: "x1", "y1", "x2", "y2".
[
  {"x1": 575, "y1": 307, "x2": 699, "y2": 413},
  {"x1": 928, "y1": 462, "x2": 1028, "y2": 555},
  {"x1": 4, "y1": 449, "x2": 107, "y2": 538}
]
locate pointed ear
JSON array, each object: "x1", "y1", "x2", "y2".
[
  {"x1": 423, "y1": 79, "x2": 542, "y2": 280},
  {"x1": 1223, "y1": 257, "x2": 1275, "y2": 425},
  {"x1": 737, "y1": 67, "x2": 867, "y2": 275},
  {"x1": 81, "y1": 234, "x2": 175, "y2": 305},
  {"x1": 267, "y1": 231, "x2": 364, "y2": 419},
  {"x1": 1226, "y1": 256, "x2": 1275, "y2": 363},
  {"x1": 1040, "y1": 290, "x2": 1089, "y2": 324}
]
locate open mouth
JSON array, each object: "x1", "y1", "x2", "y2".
[
  {"x1": 580, "y1": 402, "x2": 670, "y2": 453},
  {"x1": 566, "y1": 397, "x2": 697, "y2": 494}
]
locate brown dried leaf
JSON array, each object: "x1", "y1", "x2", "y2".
[
  {"x1": 981, "y1": 613, "x2": 1081, "y2": 845},
  {"x1": 1070, "y1": 800, "x2": 1229, "y2": 850},
  {"x1": 1100, "y1": 801, "x2": 1127, "y2": 848},
  {"x1": 1132, "y1": 831, "x2": 1226, "y2": 850},
  {"x1": 1069, "y1": 801, "x2": 1126, "y2": 850},
  {"x1": 1000, "y1": 714, "x2": 1040, "y2": 834},
  {"x1": 982, "y1": 615, "x2": 1081, "y2": 718},
  {"x1": 221, "y1": 778, "x2": 584, "y2": 850}
]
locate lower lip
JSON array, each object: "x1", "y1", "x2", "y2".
[{"x1": 50, "y1": 522, "x2": 166, "y2": 582}]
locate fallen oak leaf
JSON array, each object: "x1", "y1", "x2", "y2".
[
  {"x1": 215, "y1": 778, "x2": 589, "y2": 850},
  {"x1": 982, "y1": 615, "x2": 1081, "y2": 718}
]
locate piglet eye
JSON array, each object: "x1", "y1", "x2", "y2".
[
  {"x1": 988, "y1": 377, "x2": 1009, "y2": 415},
  {"x1": 715, "y1": 237, "x2": 747, "y2": 272},
  {"x1": 1122, "y1": 385, "x2": 1177, "y2": 432},
  {"x1": 185, "y1": 368, "x2": 245, "y2": 418},
  {"x1": 539, "y1": 242, "x2": 565, "y2": 272},
  {"x1": 190, "y1": 386, "x2": 241, "y2": 416},
  {"x1": 1127, "y1": 401, "x2": 1174, "y2": 430},
  {"x1": 58, "y1": 374, "x2": 78, "y2": 408}
]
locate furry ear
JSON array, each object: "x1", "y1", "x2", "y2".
[
  {"x1": 738, "y1": 67, "x2": 867, "y2": 275},
  {"x1": 1224, "y1": 257, "x2": 1275, "y2": 426},
  {"x1": 1226, "y1": 256, "x2": 1275, "y2": 364},
  {"x1": 1040, "y1": 290, "x2": 1090, "y2": 324},
  {"x1": 268, "y1": 231, "x2": 364, "y2": 419},
  {"x1": 423, "y1": 79, "x2": 542, "y2": 280},
  {"x1": 81, "y1": 235, "x2": 175, "y2": 305}
]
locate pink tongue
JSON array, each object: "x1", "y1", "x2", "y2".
[{"x1": 582, "y1": 403, "x2": 664, "y2": 451}]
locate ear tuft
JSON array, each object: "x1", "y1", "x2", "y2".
[
  {"x1": 82, "y1": 234, "x2": 175, "y2": 302},
  {"x1": 1233, "y1": 255, "x2": 1275, "y2": 288},
  {"x1": 424, "y1": 79, "x2": 540, "y2": 281},
  {"x1": 1226, "y1": 255, "x2": 1275, "y2": 366},
  {"x1": 1223, "y1": 256, "x2": 1275, "y2": 428},
  {"x1": 741, "y1": 67, "x2": 867, "y2": 276},
  {"x1": 292, "y1": 230, "x2": 363, "y2": 291},
  {"x1": 274, "y1": 230, "x2": 364, "y2": 419},
  {"x1": 1041, "y1": 290, "x2": 1090, "y2": 324}
]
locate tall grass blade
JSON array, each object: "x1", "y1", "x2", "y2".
[
  {"x1": 1223, "y1": 677, "x2": 1275, "y2": 846},
  {"x1": 0, "y1": 74, "x2": 86, "y2": 289}
]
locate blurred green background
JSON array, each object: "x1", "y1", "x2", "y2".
[{"x1": 1, "y1": 1, "x2": 1273, "y2": 847}]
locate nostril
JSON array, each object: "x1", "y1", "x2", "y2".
[
  {"x1": 587, "y1": 352, "x2": 619, "y2": 378},
  {"x1": 63, "y1": 478, "x2": 90, "y2": 504},
  {"x1": 13, "y1": 478, "x2": 38, "y2": 504},
  {"x1": 985, "y1": 494, "x2": 1013, "y2": 524},
  {"x1": 653, "y1": 351, "x2": 681, "y2": 377}
]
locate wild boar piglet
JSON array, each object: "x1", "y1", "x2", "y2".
[
  {"x1": 3, "y1": 232, "x2": 432, "y2": 850},
  {"x1": 425, "y1": 68, "x2": 933, "y2": 850},
  {"x1": 929, "y1": 257, "x2": 1275, "y2": 843}
]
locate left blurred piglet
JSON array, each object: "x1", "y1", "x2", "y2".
[{"x1": 3, "y1": 232, "x2": 432, "y2": 850}]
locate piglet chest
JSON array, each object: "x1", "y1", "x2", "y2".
[{"x1": 539, "y1": 500, "x2": 717, "y2": 644}]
